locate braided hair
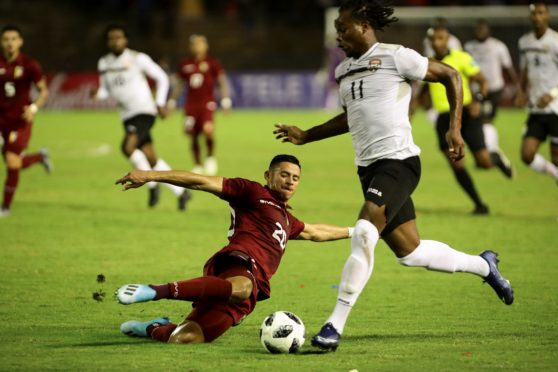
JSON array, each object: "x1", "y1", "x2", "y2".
[{"x1": 339, "y1": 0, "x2": 398, "y2": 32}]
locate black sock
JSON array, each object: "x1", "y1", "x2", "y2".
[{"x1": 453, "y1": 168, "x2": 484, "y2": 207}]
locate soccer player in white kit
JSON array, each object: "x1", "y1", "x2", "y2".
[
  {"x1": 274, "y1": 0, "x2": 514, "y2": 352},
  {"x1": 517, "y1": 3, "x2": 558, "y2": 184},
  {"x1": 92, "y1": 25, "x2": 191, "y2": 209},
  {"x1": 465, "y1": 19, "x2": 517, "y2": 178}
]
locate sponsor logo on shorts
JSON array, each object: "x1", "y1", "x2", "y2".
[{"x1": 367, "y1": 187, "x2": 383, "y2": 197}]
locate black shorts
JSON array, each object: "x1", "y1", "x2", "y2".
[
  {"x1": 436, "y1": 108, "x2": 485, "y2": 152},
  {"x1": 481, "y1": 90, "x2": 502, "y2": 121},
  {"x1": 524, "y1": 113, "x2": 558, "y2": 144},
  {"x1": 123, "y1": 114, "x2": 156, "y2": 147},
  {"x1": 357, "y1": 156, "x2": 421, "y2": 237}
]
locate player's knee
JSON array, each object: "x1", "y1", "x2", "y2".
[
  {"x1": 168, "y1": 323, "x2": 205, "y2": 344},
  {"x1": 227, "y1": 276, "x2": 253, "y2": 303},
  {"x1": 475, "y1": 159, "x2": 492, "y2": 169}
]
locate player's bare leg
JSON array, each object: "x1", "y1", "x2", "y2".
[
  {"x1": 443, "y1": 151, "x2": 489, "y2": 215},
  {"x1": 1, "y1": 151, "x2": 22, "y2": 217},
  {"x1": 471, "y1": 148, "x2": 493, "y2": 169},
  {"x1": 202, "y1": 121, "x2": 218, "y2": 176},
  {"x1": 385, "y1": 220, "x2": 513, "y2": 305},
  {"x1": 167, "y1": 320, "x2": 205, "y2": 344},
  {"x1": 482, "y1": 123, "x2": 514, "y2": 179},
  {"x1": 312, "y1": 200, "x2": 384, "y2": 351},
  {"x1": 140, "y1": 142, "x2": 192, "y2": 210},
  {"x1": 121, "y1": 133, "x2": 159, "y2": 206},
  {"x1": 521, "y1": 137, "x2": 558, "y2": 183}
]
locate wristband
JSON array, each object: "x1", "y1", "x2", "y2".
[
  {"x1": 348, "y1": 227, "x2": 354, "y2": 238},
  {"x1": 29, "y1": 103, "x2": 38, "y2": 114},
  {"x1": 221, "y1": 97, "x2": 232, "y2": 109},
  {"x1": 550, "y1": 87, "x2": 558, "y2": 99},
  {"x1": 167, "y1": 98, "x2": 177, "y2": 110}
]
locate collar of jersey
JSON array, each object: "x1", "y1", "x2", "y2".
[
  {"x1": 354, "y1": 42, "x2": 380, "y2": 64},
  {"x1": 264, "y1": 185, "x2": 293, "y2": 209}
]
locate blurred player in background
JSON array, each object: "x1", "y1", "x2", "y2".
[
  {"x1": 424, "y1": 25, "x2": 514, "y2": 215},
  {"x1": 465, "y1": 19, "x2": 517, "y2": 178},
  {"x1": 516, "y1": 2, "x2": 558, "y2": 184},
  {"x1": 91, "y1": 25, "x2": 191, "y2": 210},
  {"x1": 114, "y1": 155, "x2": 352, "y2": 344},
  {"x1": 423, "y1": 17, "x2": 462, "y2": 58},
  {"x1": 275, "y1": 0, "x2": 513, "y2": 352},
  {"x1": 172, "y1": 35, "x2": 231, "y2": 176},
  {"x1": 0, "y1": 25, "x2": 51, "y2": 218}
]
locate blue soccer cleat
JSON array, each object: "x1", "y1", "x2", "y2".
[
  {"x1": 120, "y1": 317, "x2": 170, "y2": 337},
  {"x1": 480, "y1": 250, "x2": 514, "y2": 305},
  {"x1": 311, "y1": 322, "x2": 341, "y2": 351},
  {"x1": 116, "y1": 284, "x2": 156, "y2": 305}
]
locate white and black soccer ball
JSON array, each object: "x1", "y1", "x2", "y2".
[{"x1": 260, "y1": 311, "x2": 305, "y2": 354}]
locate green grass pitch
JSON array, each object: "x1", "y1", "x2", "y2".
[{"x1": 0, "y1": 108, "x2": 556, "y2": 371}]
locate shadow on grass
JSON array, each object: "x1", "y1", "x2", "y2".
[
  {"x1": 49, "y1": 340, "x2": 153, "y2": 348},
  {"x1": 416, "y1": 206, "x2": 556, "y2": 221}
]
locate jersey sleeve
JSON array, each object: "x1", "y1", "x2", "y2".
[
  {"x1": 287, "y1": 213, "x2": 305, "y2": 239},
  {"x1": 498, "y1": 42, "x2": 513, "y2": 69},
  {"x1": 394, "y1": 47, "x2": 429, "y2": 81},
  {"x1": 136, "y1": 53, "x2": 170, "y2": 107},
  {"x1": 28, "y1": 59, "x2": 44, "y2": 84},
  {"x1": 220, "y1": 178, "x2": 261, "y2": 203},
  {"x1": 212, "y1": 58, "x2": 225, "y2": 77},
  {"x1": 462, "y1": 52, "x2": 481, "y2": 77}
]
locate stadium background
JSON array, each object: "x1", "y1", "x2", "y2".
[{"x1": 1, "y1": 1, "x2": 557, "y2": 371}]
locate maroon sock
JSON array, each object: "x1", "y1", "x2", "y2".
[
  {"x1": 21, "y1": 153, "x2": 43, "y2": 169},
  {"x1": 149, "y1": 323, "x2": 177, "y2": 342},
  {"x1": 150, "y1": 276, "x2": 233, "y2": 302},
  {"x1": 206, "y1": 136, "x2": 214, "y2": 157},
  {"x1": 3, "y1": 168, "x2": 20, "y2": 209},
  {"x1": 191, "y1": 136, "x2": 201, "y2": 165}
]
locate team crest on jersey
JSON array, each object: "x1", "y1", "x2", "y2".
[
  {"x1": 199, "y1": 61, "x2": 209, "y2": 72},
  {"x1": 0, "y1": 68, "x2": 5, "y2": 75},
  {"x1": 183, "y1": 64, "x2": 195, "y2": 73},
  {"x1": 14, "y1": 66, "x2": 23, "y2": 78},
  {"x1": 368, "y1": 58, "x2": 381, "y2": 72}
]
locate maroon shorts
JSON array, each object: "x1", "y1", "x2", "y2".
[
  {"x1": 0, "y1": 119, "x2": 32, "y2": 155},
  {"x1": 184, "y1": 102, "x2": 216, "y2": 135},
  {"x1": 185, "y1": 251, "x2": 262, "y2": 342}
]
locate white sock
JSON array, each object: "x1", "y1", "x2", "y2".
[
  {"x1": 530, "y1": 154, "x2": 558, "y2": 180},
  {"x1": 326, "y1": 219, "x2": 379, "y2": 334},
  {"x1": 482, "y1": 123, "x2": 499, "y2": 152},
  {"x1": 398, "y1": 240, "x2": 489, "y2": 277},
  {"x1": 129, "y1": 150, "x2": 156, "y2": 189},
  {"x1": 153, "y1": 159, "x2": 184, "y2": 196}
]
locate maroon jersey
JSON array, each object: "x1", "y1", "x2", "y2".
[
  {"x1": 217, "y1": 178, "x2": 305, "y2": 298},
  {"x1": 178, "y1": 56, "x2": 223, "y2": 110},
  {"x1": 0, "y1": 52, "x2": 43, "y2": 126}
]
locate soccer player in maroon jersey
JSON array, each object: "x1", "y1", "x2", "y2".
[
  {"x1": 172, "y1": 35, "x2": 231, "y2": 176},
  {"x1": 114, "y1": 154, "x2": 353, "y2": 344},
  {"x1": 0, "y1": 25, "x2": 51, "y2": 218}
]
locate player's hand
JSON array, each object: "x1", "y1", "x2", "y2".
[
  {"x1": 273, "y1": 124, "x2": 307, "y2": 145},
  {"x1": 115, "y1": 170, "x2": 151, "y2": 190},
  {"x1": 157, "y1": 106, "x2": 169, "y2": 119},
  {"x1": 89, "y1": 87, "x2": 98, "y2": 99},
  {"x1": 536, "y1": 93, "x2": 554, "y2": 109},
  {"x1": 21, "y1": 105, "x2": 36, "y2": 122},
  {"x1": 468, "y1": 101, "x2": 481, "y2": 118},
  {"x1": 514, "y1": 90, "x2": 527, "y2": 107},
  {"x1": 445, "y1": 129, "x2": 465, "y2": 162}
]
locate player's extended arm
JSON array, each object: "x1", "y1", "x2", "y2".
[
  {"x1": 138, "y1": 54, "x2": 170, "y2": 116},
  {"x1": 470, "y1": 71, "x2": 489, "y2": 98},
  {"x1": 515, "y1": 66, "x2": 529, "y2": 107},
  {"x1": 217, "y1": 73, "x2": 232, "y2": 111},
  {"x1": 296, "y1": 223, "x2": 353, "y2": 242},
  {"x1": 423, "y1": 59, "x2": 465, "y2": 161},
  {"x1": 116, "y1": 170, "x2": 223, "y2": 196},
  {"x1": 273, "y1": 112, "x2": 349, "y2": 145},
  {"x1": 22, "y1": 78, "x2": 48, "y2": 122}
]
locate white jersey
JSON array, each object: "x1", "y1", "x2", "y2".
[
  {"x1": 464, "y1": 37, "x2": 513, "y2": 92},
  {"x1": 423, "y1": 33, "x2": 462, "y2": 58},
  {"x1": 519, "y1": 28, "x2": 558, "y2": 114},
  {"x1": 96, "y1": 49, "x2": 169, "y2": 120},
  {"x1": 335, "y1": 43, "x2": 428, "y2": 167}
]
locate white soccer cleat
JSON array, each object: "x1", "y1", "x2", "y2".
[
  {"x1": 0, "y1": 208, "x2": 10, "y2": 218},
  {"x1": 39, "y1": 148, "x2": 54, "y2": 174},
  {"x1": 115, "y1": 284, "x2": 156, "y2": 305},
  {"x1": 191, "y1": 165, "x2": 204, "y2": 175},
  {"x1": 204, "y1": 157, "x2": 218, "y2": 176}
]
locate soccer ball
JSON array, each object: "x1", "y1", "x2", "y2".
[{"x1": 260, "y1": 311, "x2": 305, "y2": 354}]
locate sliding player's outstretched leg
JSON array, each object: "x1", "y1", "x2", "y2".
[{"x1": 120, "y1": 317, "x2": 170, "y2": 337}]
